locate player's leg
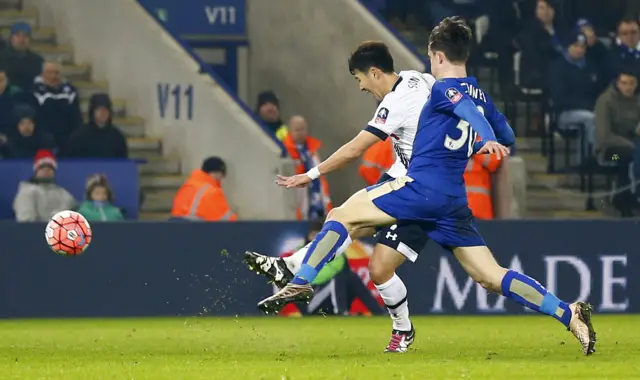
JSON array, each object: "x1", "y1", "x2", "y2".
[
  {"x1": 258, "y1": 179, "x2": 407, "y2": 314},
  {"x1": 244, "y1": 226, "x2": 377, "y2": 288},
  {"x1": 452, "y1": 245, "x2": 596, "y2": 355},
  {"x1": 371, "y1": 223, "x2": 427, "y2": 353}
]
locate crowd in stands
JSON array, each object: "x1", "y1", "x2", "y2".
[
  {"x1": 0, "y1": 21, "x2": 130, "y2": 222},
  {"x1": 363, "y1": 0, "x2": 640, "y2": 216}
]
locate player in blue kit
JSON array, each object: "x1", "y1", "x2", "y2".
[{"x1": 259, "y1": 17, "x2": 596, "y2": 355}]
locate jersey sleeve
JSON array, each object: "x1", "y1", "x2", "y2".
[
  {"x1": 486, "y1": 102, "x2": 516, "y2": 147},
  {"x1": 364, "y1": 93, "x2": 407, "y2": 140}
]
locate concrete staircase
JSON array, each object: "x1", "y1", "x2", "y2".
[{"x1": 0, "y1": 7, "x2": 182, "y2": 220}]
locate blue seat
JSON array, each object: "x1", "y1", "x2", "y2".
[{"x1": 0, "y1": 159, "x2": 143, "y2": 220}]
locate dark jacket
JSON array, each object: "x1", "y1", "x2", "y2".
[
  {"x1": 30, "y1": 76, "x2": 83, "y2": 148},
  {"x1": 0, "y1": 85, "x2": 22, "y2": 135},
  {"x1": 64, "y1": 93, "x2": 128, "y2": 158},
  {"x1": 549, "y1": 57, "x2": 602, "y2": 113},
  {"x1": 517, "y1": 19, "x2": 567, "y2": 88},
  {"x1": 608, "y1": 42, "x2": 640, "y2": 80},
  {"x1": 0, "y1": 46, "x2": 44, "y2": 91},
  {"x1": 586, "y1": 40, "x2": 613, "y2": 87},
  {"x1": 1, "y1": 103, "x2": 56, "y2": 158},
  {"x1": 1, "y1": 132, "x2": 55, "y2": 158}
]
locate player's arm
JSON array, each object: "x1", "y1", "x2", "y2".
[
  {"x1": 307, "y1": 97, "x2": 404, "y2": 180},
  {"x1": 488, "y1": 107, "x2": 516, "y2": 148},
  {"x1": 309, "y1": 130, "x2": 382, "y2": 178},
  {"x1": 453, "y1": 99, "x2": 497, "y2": 142}
]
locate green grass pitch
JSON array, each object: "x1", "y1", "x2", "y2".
[{"x1": 0, "y1": 315, "x2": 638, "y2": 379}]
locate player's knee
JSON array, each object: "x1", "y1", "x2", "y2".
[
  {"x1": 368, "y1": 258, "x2": 394, "y2": 285},
  {"x1": 325, "y1": 207, "x2": 356, "y2": 233},
  {"x1": 470, "y1": 266, "x2": 507, "y2": 293}
]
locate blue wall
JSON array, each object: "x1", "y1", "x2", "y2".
[{"x1": 1, "y1": 220, "x2": 635, "y2": 318}]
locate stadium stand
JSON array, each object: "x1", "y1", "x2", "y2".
[
  {"x1": 378, "y1": 0, "x2": 638, "y2": 218},
  {"x1": 0, "y1": 5, "x2": 181, "y2": 220}
]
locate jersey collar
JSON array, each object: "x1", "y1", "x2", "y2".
[{"x1": 391, "y1": 75, "x2": 404, "y2": 92}]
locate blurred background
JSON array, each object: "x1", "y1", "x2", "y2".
[{"x1": 0, "y1": 0, "x2": 637, "y2": 319}]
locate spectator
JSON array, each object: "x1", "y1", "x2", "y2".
[
  {"x1": 64, "y1": 93, "x2": 128, "y2": 158},
  {"x1": 464, "y1": 141, "x2": 512, "y2": 220},
  {"x1": 170, "y1": 156, "x2": 237, "y2": 221},
  {"x1": 13, "y1": 149, "x2": 76, "y2": 222},
  {"x1": 549, "y1": 32, "x2": 602, "y2": 163},
  {"x1": 594, "y1": 70, "x2": 640, "y2": 216},
  {"x1": 610, "y1": 16, "x2": 640, "y2": 79},
  {"x1": 0, "y1": 70, "x2": 23, "y2": 136},
  {"x1": 283, "y1": 115, "x2": 332, "y2": 220},
  {"x1": 31, "y1": 61, "x2": 82, "y2": 149},
  {"x1": 77, "y1": 174, "x2": 124, "y2": 222},
  {"x1": 0, "y1": 22, "x2": 44, "y2": 92},
  {"x1": 359, "y1": 139, "x2": 394, "y2": 186},
  {"x1": 256, "y1": 91, "x2": 287, "y2": 141},
  {"x1": 576, "y1": 19, "x2": 611, "y2": 88},
  {"x1": 1, "y1": 104, "x2": 55, "y2": 158},
  {"x1": 517, "y1": 0, "x2": 567, "y2": 89}
]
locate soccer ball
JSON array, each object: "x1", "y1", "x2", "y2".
[{"x1": 45, "y1": 210, "x2": 92, "y2": 256}]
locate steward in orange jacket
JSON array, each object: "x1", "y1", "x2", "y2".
[
  {"x1": 171, "y1": 156, "x2": 237, "y2": 221},
  {"x1": 284, "y1": 116, "x2": 332, "y2": 220},
  {"x1": 464, "y1": 152, "x2": 509, "y2": 220},
  {"x1": 359, "y1": 139, "x2": 395, "y2": 185}
]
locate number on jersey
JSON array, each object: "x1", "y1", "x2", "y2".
[{"x1": 444, "y1": 105, "x2": 484, "y2": 157}]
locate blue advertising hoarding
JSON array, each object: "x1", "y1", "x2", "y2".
[
  {"x1": 0, "y1": 221, "x2": 635, "y2": 318},
  {"x1": 137, "y1": 0, "x2": 246, "y2": 36}
]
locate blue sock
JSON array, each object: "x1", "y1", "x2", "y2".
[
  {"x1": 501, "y1": 270, "x2": 572, "y2": 327},
  {"x1": 291, "y1": 221, "x2": 349, "y2": 285}
]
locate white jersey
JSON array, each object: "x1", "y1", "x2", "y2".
[{"x1": 365, "y1": 70, "x2": 435, "y2": 179}]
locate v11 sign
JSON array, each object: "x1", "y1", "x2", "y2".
[{"x1": 138, "y1": 0, "x2": 246, "y2": 36}]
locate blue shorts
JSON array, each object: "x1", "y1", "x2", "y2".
[
  {"x1": 367, "y1": 176, "x2": 485, "y2": 250},
  {"x1": 374, "y1": 174, "x2": 429, "y2": 262}
]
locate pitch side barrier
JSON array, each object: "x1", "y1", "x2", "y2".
[
  {"x1": 0, "y1": 220, "x2": 634, "y2": 318},
  {"x1": 26, "y1": 0, "x2": 292, "y2": 219}
]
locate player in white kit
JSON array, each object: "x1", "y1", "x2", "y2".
[{"x1": 245, "y1": 41, "x2": 435, "y2": 353}]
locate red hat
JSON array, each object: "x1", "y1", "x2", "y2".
[{"x1": 33, "y1": 149, "x2": 57, "y2": 171}]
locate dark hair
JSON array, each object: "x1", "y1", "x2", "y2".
[
  {"x1": 538, "y1": 0, "x2": 558, "y2": 11},
  {"x1": 348, "y1": 41, "x2": 394, "y2": 75},
  {"x1": 618, "y1": 67, "x2": 638, "y2": 80},
  {"x1": 618, "y1": 15, "x2": 640, "y2": 28},
  {"x1": 85, "y1": 174, "x2": 114, "y2": 202},
  {"x1": 428, "y1": 17, "x2": 473, "y2": 63}
]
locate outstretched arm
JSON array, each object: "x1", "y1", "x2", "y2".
[{"x1": 276, "y1": 130, "x2": 382, "y2": 189}]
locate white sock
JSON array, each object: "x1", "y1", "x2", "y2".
[
  {"x1": 283, "y1": 235, "x2": 353, "y2": 274},
  {"x1": 375, "y1": 273, "x2": 411, "y2": 331}
]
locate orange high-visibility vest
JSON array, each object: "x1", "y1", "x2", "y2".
[
  {"x1": 359, "y1": 139, "x2": 394, "y2": 185},
  {"x1": 464, "y1": 153, "x2": 502, "y2": 220},
  {"x1": 283, "y1": 135, "x2": 333, "y2": 220},
  {"x1": 171, "y1": 169, "x2": 237, "y2": 221}
]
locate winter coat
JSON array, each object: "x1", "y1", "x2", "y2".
[
  {"x1": 30, "y1": 76, "x2": 82, "y2": 148},
  {"x1": 1, "y1": 132, "x2": 55, "y2": 158},
  {"x1": 77, "y1": 201, "x2": 124, "y2": 222},
  {"x1": 0, "y1": 46, "x2": 44, "y2": 91},
  {"x1": 13, "y1": 179, "x2": 76, "y2": 222},
  {"x1": 63, "y1": 93, "x2": 128, "y2": 158}
]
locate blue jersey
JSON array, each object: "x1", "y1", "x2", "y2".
[{"x1": 407, "y1": 77, "x2": 513, "y2": 197}]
